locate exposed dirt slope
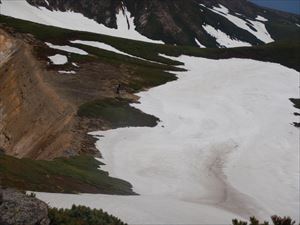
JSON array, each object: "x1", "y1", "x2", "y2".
[
  {"x1": 0, "y1": 29, "x2": 77, "y2": 159},
  {"x1": 0, "y1": 27, "x2": 147, "y2": 160}
]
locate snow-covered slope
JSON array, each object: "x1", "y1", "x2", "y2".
[
  {"x1": 202, "y1": 24, "x2": 252, "y2": 47},
  {"x1": 36, "y1": 56, "x2": 299, "y2": 223},
  {"x1": 45, "y1": 42, "x2": 88, "y2": 55},
  {"x1": 1, "y1": 0, "x2": 299, "y2": 48},
  {"x1": 48, "y1": 54, "x2": 68, "y2": 65},
  {"x1": 207, "y1": 4, "x2": 274, "y2": 43},
  {"x1": 0, "y1": 0, "x2": 163, "y2": 44}
]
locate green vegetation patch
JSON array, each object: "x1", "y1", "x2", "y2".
[
  {"x1": 233, "y1": 215, "x2": 297, "y2": 225},
  {"x1": 49, "y1": 205, "x2": 127, "y2": 225},
  {"x1": 290, "y1": 98, "x2": 300, "y2": 110},
  {"x1": 128, "y1": 66, "x2": 178, "y2": 91},
  {"x1": 266, "y1": 22, "x2": 300, "y2": 41},
  {"x1": 157, "y1": 40, "x2": 300, "y2": 72},
  {"x1": 78, "y1": 98, "x2": 159, "y2": 128},
  {"x1": 0, "y1": 155, "x2": 135, "y2": 195},
  {"x1": 290, "y1": 98, "x2": 300, "y2": 127}
]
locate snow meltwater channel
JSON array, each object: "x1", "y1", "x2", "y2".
[{"x1": 37, "y1": 56, "x2": 299, "y2": 224}]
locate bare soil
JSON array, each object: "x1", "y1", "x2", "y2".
[{"x1": 0, "y1": 27, "x2": 138, "y2": 160}]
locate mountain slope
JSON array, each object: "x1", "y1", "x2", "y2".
[
  {"x1": 0, "y1": 13, "x2": 299, "y2": 160},
  {"x1": 1, "y1": 0, "x2": 299, "y2": 47},
  {"x1": 0, "y1": 29, "x2": 77, "y2": 159},
  {"x1": 0, "y1": 2, "x2": 299, "y2": 223},
  {"x1": 0, "y1": 17, "x2": 181, "y2": 159}
]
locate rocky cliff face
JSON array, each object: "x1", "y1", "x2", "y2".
[
  {"x1": 26, "y1": 0, "x2": 300, "y2": 47},
  {"x1": 0, "y1": 31, "x2": 14, "y2": 65},
  {"x1": 0, "y1": 26, "x2": 141, "y2": 160},
  {"x1": 0, "y1": 29, "x2": 77, "y2": 159},
  {"x1": 0, "y1": 188, "x2": 49, "y2": 225}
]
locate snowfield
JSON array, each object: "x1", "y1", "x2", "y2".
[
  {"x1": 58, "y1": 70, "x2": 76, "y2": 74},
  {"x1": 0, "y1": 0, "x2": 163, "y2": 44},
  {"x1": 256, "y1": 15, "x2": 268, "y2": 22},
  {"x1": 195, "y1": 38, "x2": 206, "y2": 48},
  {"x1": 48, "y1": 54, "x2": 68, "y2": 65},
  {"x1": 45, "y1": 42, "x2": 88, "y2": 55},
  {"x1": 70, "y1": 39, "x2": 164, "y2": 64},
  {"x1": 70, "y1": 40, "x2": 133, "y2": 57},
  {"x1": 37, "y1": 56, "x2": 299, "y2": 224},
  {"x1": 208, "y1": 4, "x2": 274, "y2": 44},
  {"x1": 202, "y1": 24, "x2": 252, "y2": 47}
]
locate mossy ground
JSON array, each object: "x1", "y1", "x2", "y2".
[
  {"x1": 290, "y1": 98, "x2": 300, "y2": 127},
  {"x1": 78, "y1": 98, "x2": 159, "y2": 128},
  {"x1": 0, "y1": 154, "x2": 135, "y2": 195}
]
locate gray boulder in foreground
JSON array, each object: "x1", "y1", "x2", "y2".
[{"x1": 0, "y1": 188, "x2": 49, "y2": 225}]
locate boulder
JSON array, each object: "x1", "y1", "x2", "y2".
[{"x1": 0, "y1": 188, "x2": 50, "y2": 225}]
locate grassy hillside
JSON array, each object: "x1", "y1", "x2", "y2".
[
  {"x1": 0, "y1": 154, "x2": 135, "y2": 195},
  {"x1": 78, "y1": 98, "x2": 159, "y2": 128}
]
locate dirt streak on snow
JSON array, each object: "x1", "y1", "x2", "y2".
[{"x1": 37, "y1": 56, "x2": 299, "y2": 224}]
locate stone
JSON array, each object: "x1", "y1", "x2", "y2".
[{"x1": 0, "y1": 188, "x2": 50, "y2": 225}]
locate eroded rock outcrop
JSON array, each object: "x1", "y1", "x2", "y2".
[
  {"x1": 0, "y1": 188, "x2": 49, "y2": 225},
  {"x1": 0, "y1": 30, "x2": 15, "y2": 66},
  {"x1": 0, "y1": 29, "x2": 76, "y2": 159},
  {"x1": 0, "y1": 27, "x2": 128, "y2": 160}
]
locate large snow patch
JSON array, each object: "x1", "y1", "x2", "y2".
[
  {"x1": 209, "y1": 4, "x2": 274, "y2": 43},
  {"x1": 37, "y1": 56, "x2": 299, "y2": 224},
  {"x1": 0, "y1": 0, "x2": 163, "y2": 44}
]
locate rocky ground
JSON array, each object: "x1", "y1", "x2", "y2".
[
  {"x1": 0, "y1": 188, "x2": 49, "y2": 225},
  {"x1": 0, "y1": 28, "x2": 77, "y2": 159}
]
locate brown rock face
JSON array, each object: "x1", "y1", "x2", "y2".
[
  {"x1": 0, "y1": 31, "x2": 14, "y2": 65},
  {"x1": 0, "y1": 30, "x2": 76, "y2": 159},
  {"x1": 0, "y1": 28, "x2": 135, "y2": 160}
]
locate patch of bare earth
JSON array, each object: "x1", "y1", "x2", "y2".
[{"x1": 0, "y1": 27, "x2": 137, "y2": 160}]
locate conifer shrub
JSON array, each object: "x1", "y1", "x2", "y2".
[
  {"x1": 48, "y1": 205, "x2": 127, "y2": 225},
  {"x1": 232, "y1": 216, "x2": 297, "y2": 225}
]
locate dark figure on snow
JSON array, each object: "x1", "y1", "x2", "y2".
[{"x1": 116, "y1": 84, "x2": 121, "y2": 94}]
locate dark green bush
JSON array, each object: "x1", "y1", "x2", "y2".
[
  {"x1": 48, "y1": 205, "x2": 127, "y2": 225},
  {"x1": 233, "y1": 216, "x2": 297, "y2": 225}
]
